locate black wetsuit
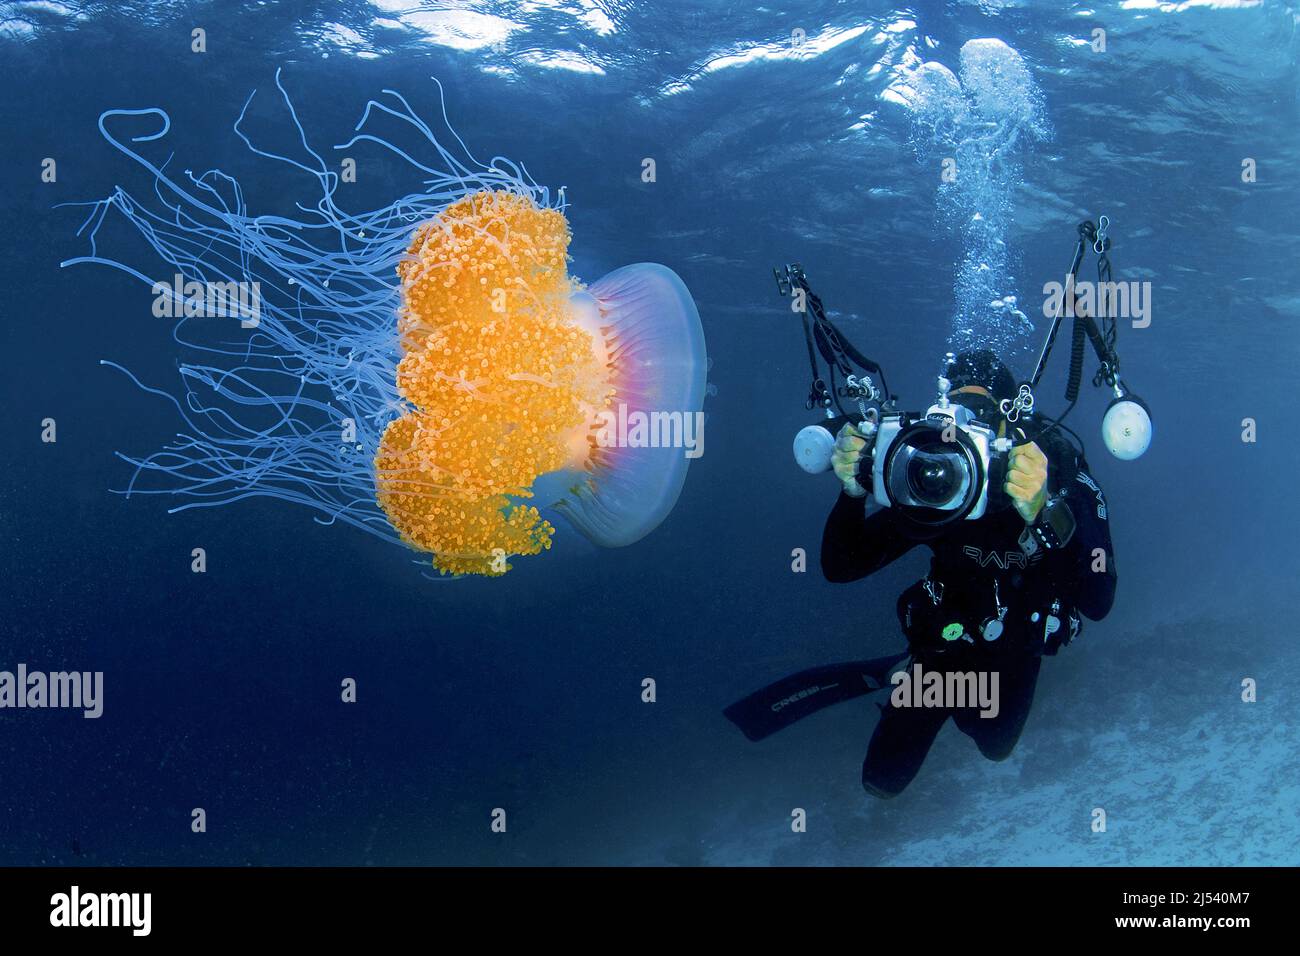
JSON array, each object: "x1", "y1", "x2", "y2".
[{"x1": 821, "y1": 430, "x2": 1117, "y2": 797}]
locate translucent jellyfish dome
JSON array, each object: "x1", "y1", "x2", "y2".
[{"x1": 63, "y1": 71, "x2": 708, "y2": 578}]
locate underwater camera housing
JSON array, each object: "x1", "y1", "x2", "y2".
[
  {"x1": 871, "y1": 401, "x2": 1008, "y2": 523},
  {"x1": 794, "y1": 398, "x2": 1011, "y2": 527}
]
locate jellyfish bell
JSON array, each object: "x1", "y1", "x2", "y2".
[
  {"x1": 374, "y1": 189, "x2": 708, "y2": 576},
  {"x1": 537, "y1": 263, "x2": 708, "y2": 548}
]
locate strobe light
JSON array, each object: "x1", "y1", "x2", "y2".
[{"x1": 1101, "y1": 390, "x2": 1152, "y2": 460}]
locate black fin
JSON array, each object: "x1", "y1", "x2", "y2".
[{"x1": 723, "y1": 652, "x2": 908, "y2": 742}]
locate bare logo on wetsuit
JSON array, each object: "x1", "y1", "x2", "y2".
[
  {"x1": 962, "y1": 545, "x2": 1042, "y2": 569},
  {"x1": 1075, "y1": 471, "x2": 1107, "y2": 520}
]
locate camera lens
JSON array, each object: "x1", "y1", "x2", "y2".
[
  {"x1": 905, "y1": 443, "x2": 964, "y2": 507},
  {"x1": 881, "y1": 419, "x2": 985, "y2": 524}
]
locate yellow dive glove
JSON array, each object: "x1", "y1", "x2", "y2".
[
  {"x1": 832, "y1": 422, "x2": 870, "y2": 498},
  {"x1": 1005, "y1": 441, "x2": 1049, "y2": 524}
]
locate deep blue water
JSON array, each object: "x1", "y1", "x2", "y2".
[{"x1": 1, "y1": 0, "x2": 1298, "y2": 865}]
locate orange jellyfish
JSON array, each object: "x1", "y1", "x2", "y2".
[
  {"x1": 375, "y1": 189, "x2": 707, "y2": 576},
  {"x1": 62, "y1": 74, "x2": 707, "y2": 578}
]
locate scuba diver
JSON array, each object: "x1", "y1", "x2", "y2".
[
  {"x1": 821, "y1": 349, "x2": 1115, "y2": 797},
  {"x1": 725, "y1": 218, "x2": 1150, "y2": 798}
]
